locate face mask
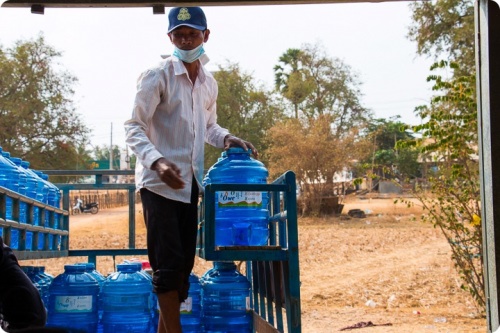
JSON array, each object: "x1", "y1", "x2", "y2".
[{"x1": 173, "y1": 43, "x2": 205, "y2": 63}]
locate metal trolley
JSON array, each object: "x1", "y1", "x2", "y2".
[{"x1": 0, "y1": 169, "x2": 301, "y2": 333}]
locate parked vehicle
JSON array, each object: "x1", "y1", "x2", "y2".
[{"x1": 73, "y1": 202, "x2": 99, "y2": 215}]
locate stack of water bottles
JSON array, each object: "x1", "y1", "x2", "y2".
[{"x1": 0, "y1": 146, "x2": 62, "y2": 251}]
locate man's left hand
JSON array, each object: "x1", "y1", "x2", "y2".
[{"x1": 224, "y1": 135, "x2": 258, "y2": 158}]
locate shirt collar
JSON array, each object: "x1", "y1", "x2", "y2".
[{"x1": 172, "y1": 53, "x2": 210, "y2": 76}]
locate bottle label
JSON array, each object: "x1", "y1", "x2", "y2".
[
  {"x1": 54, "y1": 295, "x2": 93, "y2": 313},
  {"x1": 180, "y1": 296, "x2": 193, "y2": 313},
  {"x1": 218, "y1": 191, "x2": 262, "y2": 207}
]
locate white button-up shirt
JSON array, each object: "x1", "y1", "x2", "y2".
[{"x1": 124, "y1": 54, "x2": 229, "y2": 203}]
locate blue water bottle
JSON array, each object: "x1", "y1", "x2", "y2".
[
  {"x1": 8, "y1": 157, "x2": 29, "y2": 224},
  {"x1": 203, "y1": 147, "x2": 269, "y2": 246},
  {"x1": 0, "y1": 150, "x2": 20, "y2": 223},
  {"x1": 180, "y1": 273, "x2": 202, "y2": 333},
  {"x1": 201, "y1": 261, "x2": 252, "y2": 333},
  {"x1": 47, "y1": 264, "x2": 100, "y2": 333},
  {"x1": 20, "y1": 160, "x2": 47, "y2": 226},
  {"x1": 21, "y1": 265, "x2": 48, "y2": 307},
  {"x1": 77, "y1": 262, "x2": 106, "y2": 333},
  {"x1": 101, "y1": 263, "x2": 152, "y2": 333}
]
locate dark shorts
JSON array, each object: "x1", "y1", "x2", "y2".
[{"x1": 140, "y1": 181, "x2": 199, "y2": 301}]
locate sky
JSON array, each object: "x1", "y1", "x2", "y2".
[{"x1": 0, "y1": 1, "x2": 435, "y2": 149}]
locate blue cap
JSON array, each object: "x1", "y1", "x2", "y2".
[{"x1": 168, "y1": 7, "x2": 207, "y2": 33}]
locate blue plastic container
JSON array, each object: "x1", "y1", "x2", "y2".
[
  {"x1": 203, "y1": 148, "x2": 269, "y2": 246},
  {"x1": 101, "y1": 263, "x2": 152, "y2": 333},
  {"x1": 25, "y1": 230, "x2": 33, "y2": 250},
  {"x1": 35, "y1": 171, "x2": 60, "y2": 226},
  {"x1": 24, "y1": 265, "x2": 50, "y2": 307},
  {"x1": 121, "y1": 260, "x2": 158, "y2": 333},
  {"x1": 47, "y1": 264, "x2": 100, "y2": 333},
  {"x1": 20, "y1": 161, "x2": 47, "y2": 226},
  {"x1": 77, "y1": 262, "x2": 106, "y2": 333},
  {"x1": 180, "y1": 273, "x2": 202, "y2": 333},
  {"x1": 9, "y1": 157, "x2": 28, "y2": 223},
  {"x1": 0, "y1": 151, "x2": 20, "y2": 221},
  {"x1": 9, "y1": 228, "x2": 20, "y2": 250},
  {"x1": 201, "y1": 261, "x2": 252, "y2": 333}
]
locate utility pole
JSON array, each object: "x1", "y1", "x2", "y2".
[{"x1": 110, "y1": 122, "x2": 113, "y2": 170}]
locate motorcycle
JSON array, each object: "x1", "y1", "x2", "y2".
[{"x1": 73, "y1": 202, "x2": 99, "y2": 215}]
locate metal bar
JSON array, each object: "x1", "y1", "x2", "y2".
[
  {"x1": 40, "y1": 170, "x2": 134, "y2": 176},
  {"x1": 265, "y1": 261, "x2": 275, "y2": 326},
  {"x1": 477, "y1": 1, "x2": 500, "y2": 332},
  {"x1": 128, "y1": 188, "x2": 136, "y2": 249},
  {"x1": 273, "y1": 261, "x2": 285, "y2": 331},
  {"x1": 68, "y1": 249, "x2": 148, "y2": 257},
  {"x1": 1, "y1": 0, "x2": 412, "y2": 9}
]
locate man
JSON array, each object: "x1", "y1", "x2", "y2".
[
  {"x1": 0, "y1": 237, "x2": 46, "y2": 332},
  {"x1": 124, "y1": 7, "x2": 257, "y2": 333},
  {"x1": 73, "y1": 197, "x2": 83, "y2": 214}
]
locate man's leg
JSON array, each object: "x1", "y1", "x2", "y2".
[{"x1": 157, "y1": 290, "x2": 182, "y2": 333}]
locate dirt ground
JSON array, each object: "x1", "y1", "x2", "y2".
[{"x1": 22, "y1": 195, "x2": 487, "y2": 333}]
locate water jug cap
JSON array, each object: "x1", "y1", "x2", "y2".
[
  {"x1": 226, "y1": 147, "x2": 252, "y2": 155},
  {"x1": 11, "y1": 157, "x2": 22, "y2": 163}
]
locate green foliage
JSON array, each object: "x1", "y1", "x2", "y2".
[
  {"x1": 358, "y1": 117, "x2": 421, "y2": 184},
  {"x1": 0, "y1": 34, "x2": 90, "y2": 170},
  {"x1": 205, "y1": 61, "x2": 283, "y2": 169},
  {"x1": 399, "y1": 61, "x2": 483, "y2": 311},
  {"x1": 274, "y1": 48, "x2": 315, "y2": 119},
  {"x1": 274, "y1": 43, "x2": 372, "y2": 131},
  {"x1": 407, "y1": 0, "x2": 475, "y2": 76}
]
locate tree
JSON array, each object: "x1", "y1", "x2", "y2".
[
  {"x1": 274, "y1": 48, "x2": 315, "y2": 119},
  {"x1": 266, "y1": 115, "x2": 372, "y2": 216},
  {"x1": 407, "y1": 0, "x2": 475, "y2": 76},
  {"x1": 360, "y1": 117, "x2": 421, "y2": 184},
  {"x1": 274, "y1": 44, "x2": 371, "y2": 131},
  {"x1": 0, "y1": 34, "x2": 90, "y2": 169},
  {"x1": 91, "y1": 144, "x2": 122, "y2": 170},
  {"x1": 399, "y1": 61, "x2": 483, "y2": 311},
  {"x1": 205, "y1": 62, "x2": 283, "y2": 169}
]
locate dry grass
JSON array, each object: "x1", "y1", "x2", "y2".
[{"x1": 21, "y1": 195, "x2": 487, "y2": 332}]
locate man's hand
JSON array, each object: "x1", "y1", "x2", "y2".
[
  {"x1": 151, "y1": 157, "x2": 185, "y2": 189},
  {"x1": 224, "y1": 134, "x2": 259, "y2": 158}
]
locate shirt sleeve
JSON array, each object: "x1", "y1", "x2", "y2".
[
  {"x1": 204, "y1": 81, "x2": 229, "y2": 148},
  {"x1": 124, "y1": 69, "x2": 165, "y2": 170}
]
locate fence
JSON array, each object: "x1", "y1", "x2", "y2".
[{"x1": 69, "y1": 189, "x2": 140, "y2": 212}]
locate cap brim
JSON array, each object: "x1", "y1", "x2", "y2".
[{"x1": 168, "y1": 23, "x2": 206, "y2": 33}]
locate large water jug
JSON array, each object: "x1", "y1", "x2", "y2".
[
  {"x1": 27, "y1": 266, "x2": 51, "y2": 307},
  {"x1": 47, "y1": 264, "x2": 100, "y2": 333},
  {"x1": 180, "y1": 273, "x2": 202, "y2": 333},
  {"x1": 34, "y1": 171, "x2": 58, "y2": 227},
  {"x1": 0, "y1": 150, "x2": 20, "y2": 222},
  {"x1": 20, "y1": 160, "x2": 47, "y2": 226},
  {"x1": 77, "y1": 262, "x2": 106, "y2": 333},
  {"x1": 101, "y1": 263, "x2": 152, "y2": 333},
  {"x1": 203, "y1": 148, "x2": 269, "y2": 246},
  {"x1": 201, "y1": 261, "x2": 252, "y2": 333},
  {"x1": 21, "y1": 265, "x2": 48, "y2": 307},
  {"x1": 8, "y1": 157, "x2": 29, "y2": 224},
  {"x1": 122, "y1": 259, "x2": 158, "y2": 333}
]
